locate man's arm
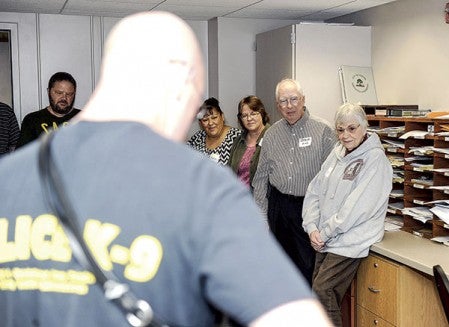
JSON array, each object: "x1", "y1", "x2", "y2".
[
  {"x1": 249, "y1": 299, "x2": 333, "y2": 327},
  {"x1": 6, "y1": 105, "x2": 20, "y2": 152}
]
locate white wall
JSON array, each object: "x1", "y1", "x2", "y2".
[
  {"x1": 295, "y1": 24, "x2": 372, "y2": 123},
  {"x1": 331, "y1": 0, "x2": 449, "y2": 111},
  {"x1": 38, "y1": 14, "x2": 94, "y2": 111},
  {"x1": 0, "y1": 12, "x2": 209, "y2": 127},
  {"x1": 207, "y1": 17, "x2": 297, "y2": 130}
]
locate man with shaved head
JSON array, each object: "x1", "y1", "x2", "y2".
[{"x1": 0, "y1": 12, "x2": 331, "y2": 327}]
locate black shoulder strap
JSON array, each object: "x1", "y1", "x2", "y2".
[{"x1": 38, "y1": 132, "x2": 167, "y2": 327}]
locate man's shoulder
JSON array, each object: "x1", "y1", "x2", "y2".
[
  {"x1": 264, "y1": 119, "x2": 285, "y2": 134},
  {"x1": 71, "y1": 108, "x2": 81, "y2": 114},
  {"x1": 22, "y1": 108, "x2": 48, "y2": 120},
  {"x1": 0, "y1": 102, "x2": 13, "y2": 111},
  {"x1": 308, "y1": 115, "x2": 333, "y2": 129}
]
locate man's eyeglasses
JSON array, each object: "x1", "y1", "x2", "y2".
[
  {"x1": 278, "y1": 96, "x2": 300, "y2": 108},
  {"x1": 239, "y1": 111, "x2": 260, "y2": 120},
  {"x1": 336, "y1": 124, "x2": 360, "y2": 135}
]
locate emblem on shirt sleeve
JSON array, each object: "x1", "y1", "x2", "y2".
[{"x1": 343, "y1": 159, "x2": 364, "y2": 180}]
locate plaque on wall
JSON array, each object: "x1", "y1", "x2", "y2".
[{"x1": 339, "y1": 65, "x2": 378, "y2": 105}]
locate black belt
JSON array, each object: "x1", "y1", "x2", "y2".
[{"x1": 269, "y1": 184, "x2": 303, "y2": 201}]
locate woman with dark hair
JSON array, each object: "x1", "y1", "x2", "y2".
[
  {"x1": 228, "y1": 95, "x2": 270, "y2": 190},
  {"x1": 187, "y1": 97, "x2": 240, "y2": 165}
]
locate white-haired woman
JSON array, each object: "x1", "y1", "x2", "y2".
[{"x1": 302, "y1": 103, "x2": 392, "y2": 327}]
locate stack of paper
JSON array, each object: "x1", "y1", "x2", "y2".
[
  {"x1": 430, "y1": 205, "x2": 449, "y2": 225},
  {"x1": 405, "y1": 156, "x2": 433, "y2": 163},
  {"x1": 399, "y1": 130, "x2": 429, "y2": 139},
  {"x1": 410, "y1": 176, "x2": 433, "y2": 186},
  {"x1": 410, "y1": 162, "x2": 434, "y2": 171},
  {"x1": 434, "y1": 131, "x2": 449, "y2": 136},
  {"x1": 430, "y1": 236, "x2": 449, "y2": 246},
  {"x1": 388, "y1": 202, "x2": 405, "y2": 210},
  {"x1": 384, "y1": 215, "x2": 404, "y2": 231},
  {"x1": 432, "y1": 168, "x2": 449, "y2": 174},
  {"x1": 408, "y1": 146, "x2": 434, "y2": 156},
  {"x1": 378, "y1": 126, "x2": 405, "y2": 136},
  {"x1": 433, "y1": 147, "x2": 449, "y2": 155},
  {"x1": 390, "y1": 189, "x2": 404, "y2": 198},
  {"x1": 382, "y1": 139, "x2": 405, "y2": 149},
  {"x1": 429, "y1": 185, "x2": 449, "y2": 192},
  {"x1": 402, "y1": 206, "x2": 433, "y2": 223},
  {"x1": 388, "y1": 155, "x2": 404, "y2": 167},
  {"x1": 392, "y1": 169, "x2": 404, "y2": 183}
]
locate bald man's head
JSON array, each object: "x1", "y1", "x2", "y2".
[{"x1": 81, "y1": 11, "x2": 204, "y2": 141}]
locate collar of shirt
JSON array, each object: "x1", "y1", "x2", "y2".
[{"x1": 282, "y1": 107, "x2": 310, "y2": 128}]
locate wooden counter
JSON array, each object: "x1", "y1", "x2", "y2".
[
  {"x1": 353, "y1": 230, "x2": 449, "y2": 326},
  {"x1": 371, "y1": 230, "x2": 449, "y2": 278}
]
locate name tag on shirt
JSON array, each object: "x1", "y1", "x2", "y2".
[
  {"x1": 210, "y1": 153, "x2": 220, "y2": 163},
  {"x1": 298, "y1": 137, "x2": 312, "y2": 147}
]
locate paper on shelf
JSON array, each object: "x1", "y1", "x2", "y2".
[
  {"x1": 399, "y1": 130, "x2": 429, "y2": 139},
  {"x1": 384, "y1": 222, "x2": 402, "y2": 231},
  {"x1": 430, "y1": 236, "x2": 449, "y2": 246},
  {"x1": 430, "y1": 205, "x2": 449, "y2": 225},
  {"x1": 433, "y1": 147, "x2": 449, "y2": 155},
  {"x1": 382, "y1": 139, "x2": 405, "y2": 148},
  {"x1": 429, "y1": 185, "x2": 449, "y2": 191},
  {"x1": 432, "y1": 168, "x2": 449, "y2": 173}
]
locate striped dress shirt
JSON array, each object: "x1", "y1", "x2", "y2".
[
  {"x1": 252, "y1": 109, "x2": 337, "y2": 214},
  {"x1": 0, "y1": 102, "x2": 20, "y2": 155}
]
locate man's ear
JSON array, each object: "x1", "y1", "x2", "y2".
[
  {"x1": 166, "y1": 59, "x2": 194, "y2": 103},
  {"x1": 158, "y1": 60, "x2": 198, "y2": 141}
]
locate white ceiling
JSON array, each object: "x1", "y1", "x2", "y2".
[{"x1": 0, "y1": 0, "x2": 397, "y2": 21}]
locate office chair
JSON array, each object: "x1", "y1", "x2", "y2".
[{"x1": 433, "y1": 265, "x2": 449, "y2": 323}]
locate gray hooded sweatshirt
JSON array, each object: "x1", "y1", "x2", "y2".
[{"x1": 302, "y1": 132, "x2": 392, "y2": 258}]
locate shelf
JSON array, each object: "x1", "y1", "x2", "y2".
[{"x1": 369, "y1": 116, "x2": 449, "y2": 240}]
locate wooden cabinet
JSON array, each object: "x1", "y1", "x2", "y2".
[
  {"x1": 357, "y1": 306, "x2": 394, "y2": 327},
  {"x1": 367, "y1": 115, "x2": 449, "y2": 240},
  {"x1": 342, "y1": 279, "x2": 356, "y2": 327},
  {"x1": 356, "y1": 253, "x2": 447, "y2": 326}
]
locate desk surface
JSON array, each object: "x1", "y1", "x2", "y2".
[{"x1": 371, "y1": 230, "x2": 449, "y2": 277}]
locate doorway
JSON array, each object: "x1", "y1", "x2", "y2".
[{"x1": 0, "y1": 29, "x2": 13, "y2": 108}]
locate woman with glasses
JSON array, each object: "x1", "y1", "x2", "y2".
[
  {"x1": 187, "y1": 97, "x2": 240, "y2": 165},
  {"x1": 228, "y1": 95, "x2": 270, "y2": 191},
  {"x1": 302, "y1": 103, "x2": 392, "y2": 327}
]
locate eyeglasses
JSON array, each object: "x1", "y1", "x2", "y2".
[
  {"x1": 336, "y1": 124, "x2": 360, "y2": 135},
  {"x1": 278, "y1": 96, "x2": 300, "y2": 108},
  {"x1": 239, "y1": 111, "x2": 260, "y2": 120}
]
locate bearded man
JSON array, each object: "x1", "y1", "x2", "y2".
[{"x1": 16, "y1": 72, "x2": 80, "y2": 148}]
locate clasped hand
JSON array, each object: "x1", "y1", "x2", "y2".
[{"x1": 309, "y1": 230, "x2": 325, "y2": 251}]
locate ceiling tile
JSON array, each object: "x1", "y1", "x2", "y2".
[{"x1": 0, "y1": 0, "x2": 399, "y2": 21}]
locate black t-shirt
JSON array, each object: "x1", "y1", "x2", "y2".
[
  {"x1": 16, "y1": 108, "x2": 80, "y2": 148},
  {"x1": 0, "y1": 122, "x2": 313, "y2": 326}
]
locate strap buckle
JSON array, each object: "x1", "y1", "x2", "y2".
[{"x1": 104, "y1": 280, "x2": 154, "y2": 327}]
